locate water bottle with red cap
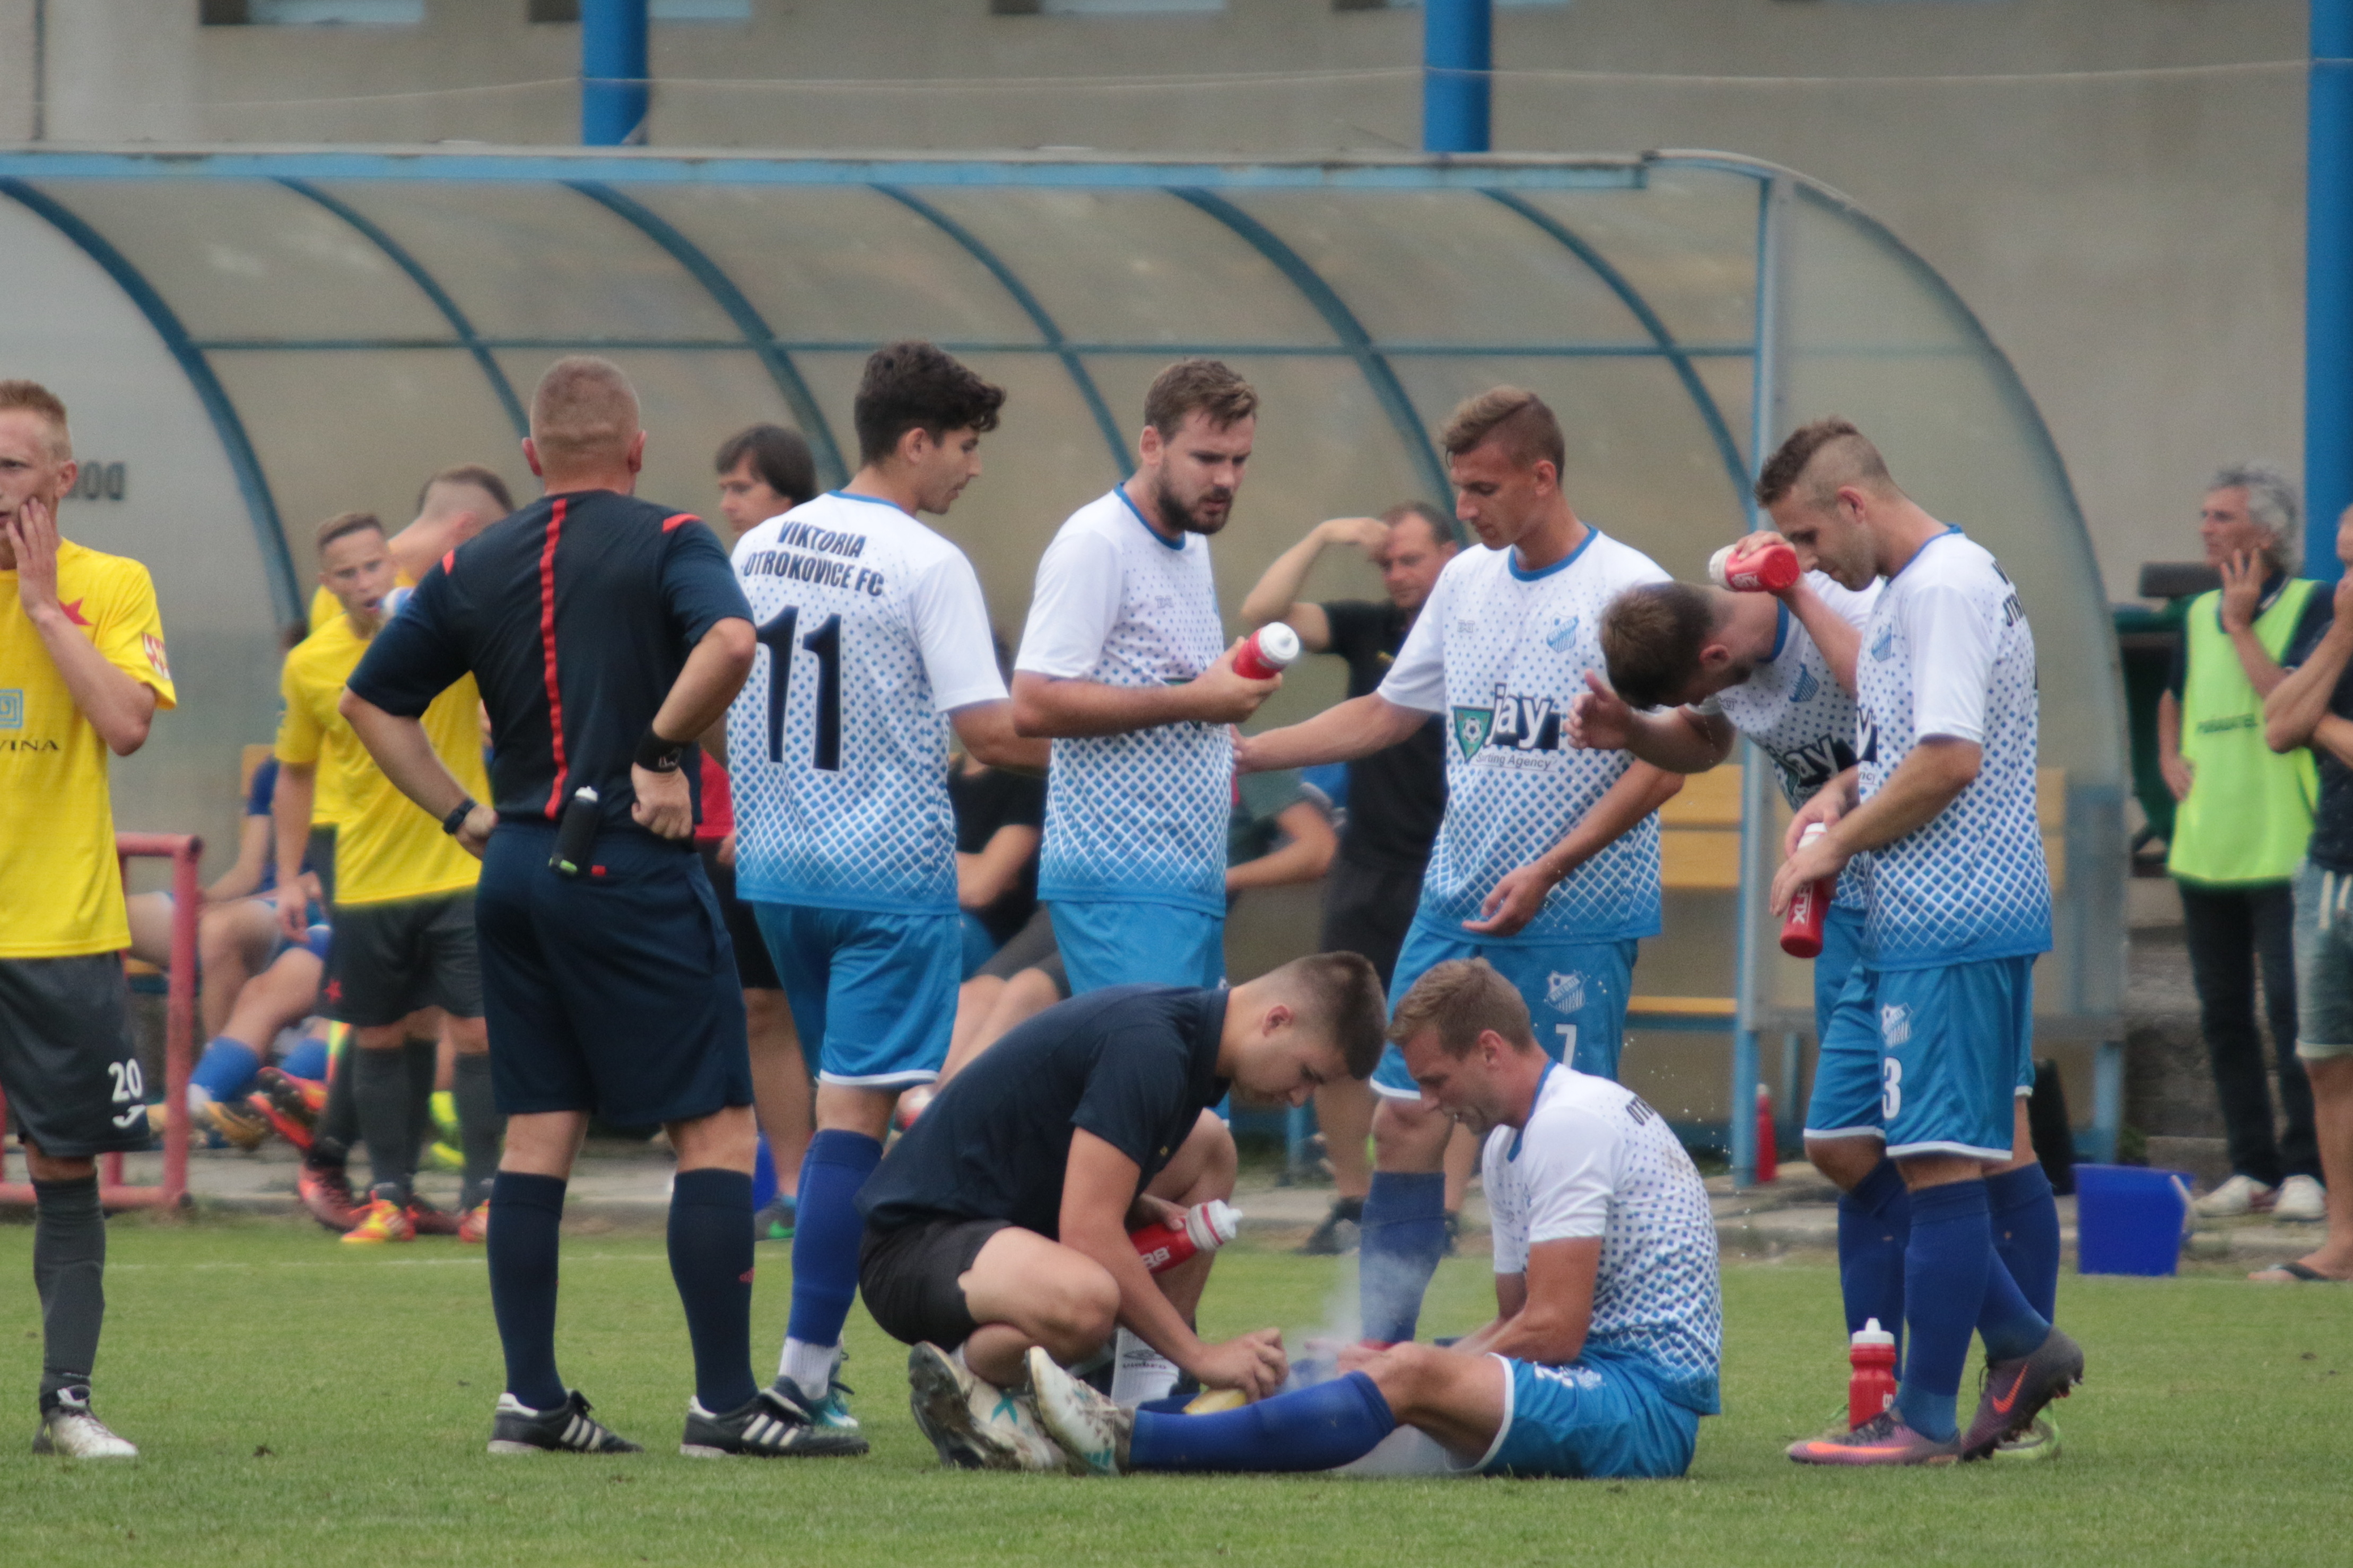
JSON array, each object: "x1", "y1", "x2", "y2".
[{"x1": 1708, "y1": 537, "x2": 1802, "y2": 594}]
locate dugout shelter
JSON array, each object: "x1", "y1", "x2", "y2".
[{"x1": 0, "y1": 145, "x2": 2127, "y2": 1171}]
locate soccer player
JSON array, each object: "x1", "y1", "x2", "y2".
[
  {"x1": 344, "y1": 355, "x2": 826, "y2": 1457},
  {"x1": 855, "y1": 954, "x2": 1387, "y2": 1471},
  {"x1": 0, "y1": 379, "x2": 175, "y2": 1458},
  {"x1": 304, "y1": 463, "x2": 515, "y2": 636},
  {"x1": 1027, "y1": 958, "x2": 1720, "y2": 1480},
  {"x1": 1236, "y1": 388, "x2": 1681, "y2": 1348},
  {"x1": 1011, "y1": 359, "x2": 1280, "y2": 995},
  {"x1": 727, "y1": 343, "x2": 1045, "y2": 1446},
  {"x1": 274, "y1": 510, "x2": 500, "y2": 1242},
  {"x1": 1238, "y1": 503, "x2": 1459, "y2": 1255},
  {"x1": 708, "y1": 422, "x2": 820, "y2": 1241},
  {"x1": 1759, "y1": 419, "x2": 2082, "y2": 1465}
]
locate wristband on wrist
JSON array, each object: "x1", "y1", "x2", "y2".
[
  {"x1": 441, "y1": 799, "x2": 478, "y2": 836},
  {"x1": 633, "y1": 728, "x2": 685, "y2": 773}
]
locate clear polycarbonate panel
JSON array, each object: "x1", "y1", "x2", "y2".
[
  {"x1": 210, "y1": 351, "x2": 528, "y2": 579},
  {"x1": 622, "y1": 186, "x2": 1047, "y2": 347},
  {"x1": 911, "y1": 188, "x2": 1339, "y2": 348},
  {"x1": 32, "y1": 181, "x2": 453, "y2": 344},
  {"x1": 1216, "y1": 189, "x2": 1654, "y2": 348},
  {"x1": 316, "y1": 183, "x2": 740, "y2": 343},
  {"x1": 1517, "y1": 165, "x2": 1765, "y2": 353}
]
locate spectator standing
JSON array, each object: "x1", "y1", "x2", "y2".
[
  {"x1": 1237, "y1": 502, "x2": 1457, "y2": 1255},
  {"x1": 2158, "y1": 465, "x2": 2325, "y2": 1221}
]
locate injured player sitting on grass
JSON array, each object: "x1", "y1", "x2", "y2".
[
  {"x1": 857, "y1": 953, "x2": 1389, "y2": 1470},
  {"x1": 1027, "y1": 958, "x2": 1723, "y2": 1481}
]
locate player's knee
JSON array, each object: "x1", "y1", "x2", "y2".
[
  {"x1": 447, "y1": 1014, "x2": 490, "y2": 1054},
  {"x1": 1181, "y1": 1110, "x2": 1237, "y2": 1198},
  {"x1": 1804, "y1": 1135, "x2": 1884, "y2": 1191},
  {"x1": 1371, "y1": 1096, "x2": 1447, "y2": 1168},
  {"x1": 1034, "y1": 1262, "x2": 1121, "y2": 1359},
  {"x1": 1364, "y1": 1342, "x2": 1448, "y2": 1413}
]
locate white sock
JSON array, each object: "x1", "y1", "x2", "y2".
[
  {"x1": 781, "y1": 1337, "x2": 836, "y2": 1402},
  {"x1": 1108, "y1": 1327, "x2": 1180, "y2": 1405}
]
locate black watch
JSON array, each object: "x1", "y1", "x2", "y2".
[
  {"x1": 633, "y1": 728, "x2": 685, "y2": 773},
  {"x1": 441, "y1": 799, "x2": 478, "y2": 836}
]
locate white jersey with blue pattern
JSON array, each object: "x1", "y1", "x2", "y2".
[
  {"x1": 1015, "y1": 488, "x2": 1231, "y2": 915},
  {"x1": 727, "y1": 492, "x2": 1006, "y2": 915},
  {"x1": 1854, "y1": 527, "x2": 2051, "y2": 968},
  {"x1": 1380, "y1": 529, "x2": 1671, "y2": 942},
  {"x1": 1702, "y1": 573, "x2": 1880, "y2": 911},
  {"x1": 1485, "y1": 1064, "x2": 1723, "y2": 1414}
]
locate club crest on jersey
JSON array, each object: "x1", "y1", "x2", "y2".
[
  {"x1": 1544, "y1": 615, "x2": 1582, "y2": 653},
  {"x1": 1546, "y1": 970, "x2": 1585, "y2": 1013},
  {"x1": 1451, "y1": 706, "x2": 1495, "y2": 760},
  {"x1": 1880, "y1": 1003, "x2": 1911, "y2": 1047},
  {"x1": 1870, "y1": 625, "x2": 1896, "y2": 662},
  {"x1": 0, "y1": 690, "x2": 20, "y2": 730},
  {"x1": 1789, "y1": 665, "x2": 1819, "y2": 705}
]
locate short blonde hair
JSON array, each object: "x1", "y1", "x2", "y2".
[
  {"x1": 0, "y1": 379, "x2": 72, "y2": 461},
  {"x1": 530, "y1": 356, "x2": 640, "y2": 467},
  {"x1": 1387, "y1": 958, "x2": 1538, "y2": 1058}
]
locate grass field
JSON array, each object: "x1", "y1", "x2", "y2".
[{"x1": 2, "y1": 1214, "x2": 2347, "y2": 1567}]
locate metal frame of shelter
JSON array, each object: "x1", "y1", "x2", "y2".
[{"x1": 0, "y1": 144, "x2": 2124, "y2": 1182}]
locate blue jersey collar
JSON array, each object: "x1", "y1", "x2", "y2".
[
  {"x1": 831, "y1": 489, "x2": 908, "y2": 514},
  {"x1": 1768, "y1": 600, "x2": 1791, "y2": 663},
  {"x1": 1113, "y1": 486, "x2": 1187, "y2": 551},
  {"x1": 1507, "y1": 1061, "x2": 1559, "y2": 1162},
  {"x1": 1886, "y1": 523, "x2": 1964, "y2": 584},
  {"x1": 1509, "y1": 523, "x2": 1600, "y2": 583}
]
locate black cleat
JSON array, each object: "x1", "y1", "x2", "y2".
[
  {"x1": 681, "y1": 1386, "x2": 868, "y2": 1458},
  {"x1": 1295, "y1": 1198, "x2": 1363, "y2": 1257},
  {"x1": 1961, "y1": 1327, "x2": 2084, "y2": 1461},
  {"x1": 487, "y1": 1390, "x2": 642, "y2": 1455}
]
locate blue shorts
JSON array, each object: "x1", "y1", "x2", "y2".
[
  {"x1": 757, "y1": 903, "x2": 958, "y2": 1089},
  {"x1": 1812, "y1": 903, "x2": 1867, "y2": 1037},
  {"x1": 1372, "y1": 923, "x2": 1636, "y2": 1099},
  {"x1": 958, "y1": 912, "x2": 999, "y2": 980},
  {"x1": 1475, "y1": 1354, "x2": 1700, "y2": 1480},
  {"x1": 1804, "y1": 955, "x2": 2036, "y2": 1160},
  {"x1": 1049, "y1": 899, "x2": 1224, "y2": 995},
  {"x1": 474, "y1": 824, "x2": 752, "y2": 1124}
]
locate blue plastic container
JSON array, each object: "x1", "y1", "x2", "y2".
[{"x1": 2074, "y1": 1164, "x2": 2194, "y2": 1276}]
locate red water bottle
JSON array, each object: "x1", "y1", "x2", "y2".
[
  {"x1": 1128, "y1": 1200, "x2": 1242, "y2": 1274},
  {"x1": 1232, "y1": 623, "x2": 1302, "y2": 681},
  {"x1": 1848, "y1": 1318, "x2": 1899, "y2": 1429},
  {"x1": 1780, "y1": 822, "x2": 1833, "y2": 959},
  {"x1": 1709, "y1": 537, "x2": 1801, "y2": 593}
]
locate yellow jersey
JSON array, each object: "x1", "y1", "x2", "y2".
[
  {"x1": 277, "y1": 611, "x2": 487, "y2": 907},
  {"x1": 306, "y1": 575, "x2": 413, "y2": 827},
  {"x1": 0, "y1": 539, "x2": 177, "y2": 957}
]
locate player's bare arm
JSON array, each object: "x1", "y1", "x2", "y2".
[
  {"x1": 1770, "y1": 738, "x2": 1979, "y2": 915},
  {"x1": 1466, "y1": 760, "x2": 1684, "y2": 937},
  {"x1": 949, "y1": 698, "x2": 1050, "y2": 775},
  {"x1": 2264, "y1": 575, "x2": 2353, "y2": 750},
  {"x1": 629, "y1": 615, "x2": 757, "y2": 839},
  {"x1": 1468, "y1": 1237, "x2": 1602, "y2": 1366},
  {"x1": 1010, "y1": 643, "x2": 1280, "y2": 738},
  {"x1": 336, "y1": 698, "x2": 492, "y2": 857},
  {"x1": 1060, "y1": 1130, "x2": 1287, "y2": 1400},
  {"x1": 1566, "y1": 670, "x2": 1736, "y2": 774},
  {"x1": 1235, "y1": 515, "x2": 1389, "y2": 647},
  {"x1": 1225, "y1": 799, "x2": 1337, "y2": 894},
  {"x1": 959, "y1": 821, "x2": 1041, "y2": 909},
  {"x1": 1232, "y1": 692, "x2": 1426, "y2": 774},
  {"x1": 271, "y1": 760, "x2": 321, "y2": 936},
  {"x1": 3, "y1": 497, "x2": 156, "y2": 755}
]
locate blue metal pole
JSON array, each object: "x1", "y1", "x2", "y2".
[
  {"x1": 1423, "y1": 0, "x2": 1492, "y2": 154},
  {"x1": 2308, "y1": 0, "x2": 2353, "y2": 579},
  {"x1": 581, "y1": 0, "x2": 649, "y2": 147}
]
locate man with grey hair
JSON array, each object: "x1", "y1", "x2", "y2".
[{"x1": 2159, "y1": 462, "x2": 2326, "y2": 1221}]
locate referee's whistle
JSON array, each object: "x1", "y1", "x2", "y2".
[{"x1": 550, "y1": 786, "x2": 601, "y2": 877}]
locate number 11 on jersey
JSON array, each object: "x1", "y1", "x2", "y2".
[{"x1": 757, "y1": 606, "x2": 843, "y2": 771}]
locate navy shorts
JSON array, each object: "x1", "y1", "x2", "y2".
[{"x1": 474, "y1": 823, "x2": 753, "y2": 1124}]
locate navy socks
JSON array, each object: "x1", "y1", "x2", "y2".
[
  {"x1": 783, "y1": 1129, "x2": 882, "y2": 1391},
  {"x1": 1985, "y1": 1162, "x2": 2061, "y2": 1321},
  {"x1": 1836, "y1": 1158, "x2": 1912, "y2": 1347},
  {"x1": 1894, "y1": 1179, "x2": 1994, "y2": 1442},
  {"x1": 669, "y1": 1168, "x2": 760, "y2": 1414},
  {"x1": 1130, "y1": 1371, "x2": 1398, "y2": 1473},
  {"x1": 1358, "y1": 1172, "x2": 1448, "y2": 1344},
  {"x1": 487, "y1": 1171, "x2": 568, "y2": 1411}
]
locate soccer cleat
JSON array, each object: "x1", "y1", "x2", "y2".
[
  {"x1": 2274, "y1": 1174, "x2": 2327, "y2": 1222},
  {"x1": 487, "y1": 1391, "x2": 641, "y2": 1455},
  {"x1": 2192, "y1": 1173, "x2": 2275, "y2": 1219},
  {"x1": 903, "y1": 1343, "x2": 1068, "y2": 1473},
  {"x1": 32, "y1": 1388, "x2": 137, "y2": 1459},
  {"x1": 405, "y1": 1195, "x2": 462, "y2": 1238},
  {"x1": 458, "y1": 1202, "x2": 490, "y2": 1243},
  {"x1": 1026, "y1": 1345, "x2": 1134, "y2": 1477},
  {"x1": 1296, "y1": 1199, "x2": 1363, "y2": 1257},
  {"x1": 298, "y1": 1160, "x2": 360, "y2": 1232},
  {"x1": 1990, "y1": 1415, "x2": 2062, "y2": 1463},
  {"x1": 775, "y1": 1369, "x2": 862, "y2": 1436},
  {"x1": 753, "y1": 1195, "x2": 796, "y2": 1244},
  {"x1": 1786, "y1": 1410, "x2": 1961, "y2": 1466},
  {"x1": 680, "y1": 1386, "x2": 868, "y2": 1458},
  {"x1": 203, "y1": 1096, "x2": 272, "y2": 1151},
  {"x1": 1960, "y1": 1327, "x2": 2084, "y2": 1460},
  {"x1": 341, "y1": 1194, "x2": 417, "y2": 1245}
]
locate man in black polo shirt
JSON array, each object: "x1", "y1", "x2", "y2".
[
  {"x1": 1237, "y1": 502, "x2": 1456, "y2": 1254},
  {"x1": 343, "y1": 356, "x2": 858, "y2": 1459},
  {"x1": 859, "y1": 952, "x2": 1389, "y2": 1471}
]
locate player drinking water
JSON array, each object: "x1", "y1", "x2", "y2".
[
  {"x1": 1236, "y1": 388, "x2": 1681, "y2": 1349},
  {"x1": 727, "y1": 343, "x2": 1047, "y2": 1447}
]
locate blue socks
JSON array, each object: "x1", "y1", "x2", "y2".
[
  {"x1": 191, "y1": 1037, "x2": 261, "y2": 1103},
  {"x1": 487, "y1": 1171, "x2": 568, "y2": 1412},
  {"x1": 280, "y1": 1037, "x2": 329, "y2": 1082},
  {"x1": 1130, "y1": 1371, "x2": 1397, "y2": 1473},
  {"x1": 668, "y1": 1168, "x2": 760, "y2": 1414},
  {"x1": 785, "y1": 1129, "x2": 883, "y2": 1374},
  {"x1": 1986, "y1": 1162, "x2": 2061, "y2": 1321},
  {"x1": 1836, "y1": 1158, "x2": 1911, "y2": 1348},
  {"x1": 1894, "y1": 1179, "x2": 1993, "y2": 1442},
  {"x1": 1359, "y1": 1172, "x2": 1448, "y2": 1344}
]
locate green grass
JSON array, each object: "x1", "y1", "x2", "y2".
[{"x1": 2, "y1": 1215, "x2": 2348, "y2": 1566}]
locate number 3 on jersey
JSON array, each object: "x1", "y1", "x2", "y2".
[{"x1": 757, "y1": 606, "x2": 843, "y2": 771}]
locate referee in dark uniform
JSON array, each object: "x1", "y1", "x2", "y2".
[{"x1": 342, "y1": 357, "x2": 860, "y2": 1459}]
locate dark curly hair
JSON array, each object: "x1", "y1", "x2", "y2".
[{"x1": 853, "y1": 341, "x2": 1007, "y2": 467}]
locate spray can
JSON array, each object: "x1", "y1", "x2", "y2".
[
  {"x1": 1707, "y1": 537, "x2": 1802, "y2": 593},
  {"x1": 1129, "y1": 1200, "x2": 1242, "y2": 1275},
  {"x1": 1849, "y1": 1318, "x2": 1899, "y2": 1430},
  {"x1": 1780, "y1": 822, "x2": 1833, "y2": 959},
  {"x1": 548, "y1": 786, "x2": 600, "y2": 877},
  {"x1": 1232, "y1": 623, "x2": 1302, "y2": 681}
]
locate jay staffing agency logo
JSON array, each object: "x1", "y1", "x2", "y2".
[{"x1": 1451, "y1": 684, "x2": 1564, "y2": 762}]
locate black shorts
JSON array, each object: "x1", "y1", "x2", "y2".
[
  {"x1": 475, "y1": 822, "x2": 753, "y2": 1124},
  {"x1": 698, "y1": 842, "x2": 782, "y2": 992},
  {"x1": 858, "y1": 1215, "x2": 1012, "y2": 1348},
  {"x1": 325, "y1": 892, "x2": 483, "y2": 1027},
  {"x1": 0, "y1": 954, "x2": 152, "y2": 1157},
  {"x1": 306, "y1": 825, "x2": 338, "y2": 906},
  {"x1": 974, "y1": 906, "x2": 1065, "y2": 995},
  {"x1": 1319, "y1": 855, "x2": 1424, "y2": 990}
]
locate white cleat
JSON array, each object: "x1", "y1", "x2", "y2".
[
  {"x1": 904, "y1": 1343, "x2": 1068, "y2": 1473},
  {"x1": 2274, "y1": 1175, "x2": 2327, "y2": 1222},
  {"x1": 2192, "y1": 1174, "x2": 2275, "y2": 1219},
  {"x1": 1025, "y1": 1346, "x2": 1132, "y2": 1477},
  {"x1": 33, "y1": 1390, "x2": 138, "y2": 1459}
]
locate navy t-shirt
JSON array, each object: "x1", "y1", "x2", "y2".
[
  {"x1": 1321, "y1": 599, "x2": 1446, "y2": 873},
  {"x1": 2283, "y1": 605, "x2": 2353, "y2": 873},
  {"x1": 857, "y1": 985, "x2": 1229, "y2": 1237},
  {"x1": 348, "y1": 489, "x2": 752, "y2": 836}
]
